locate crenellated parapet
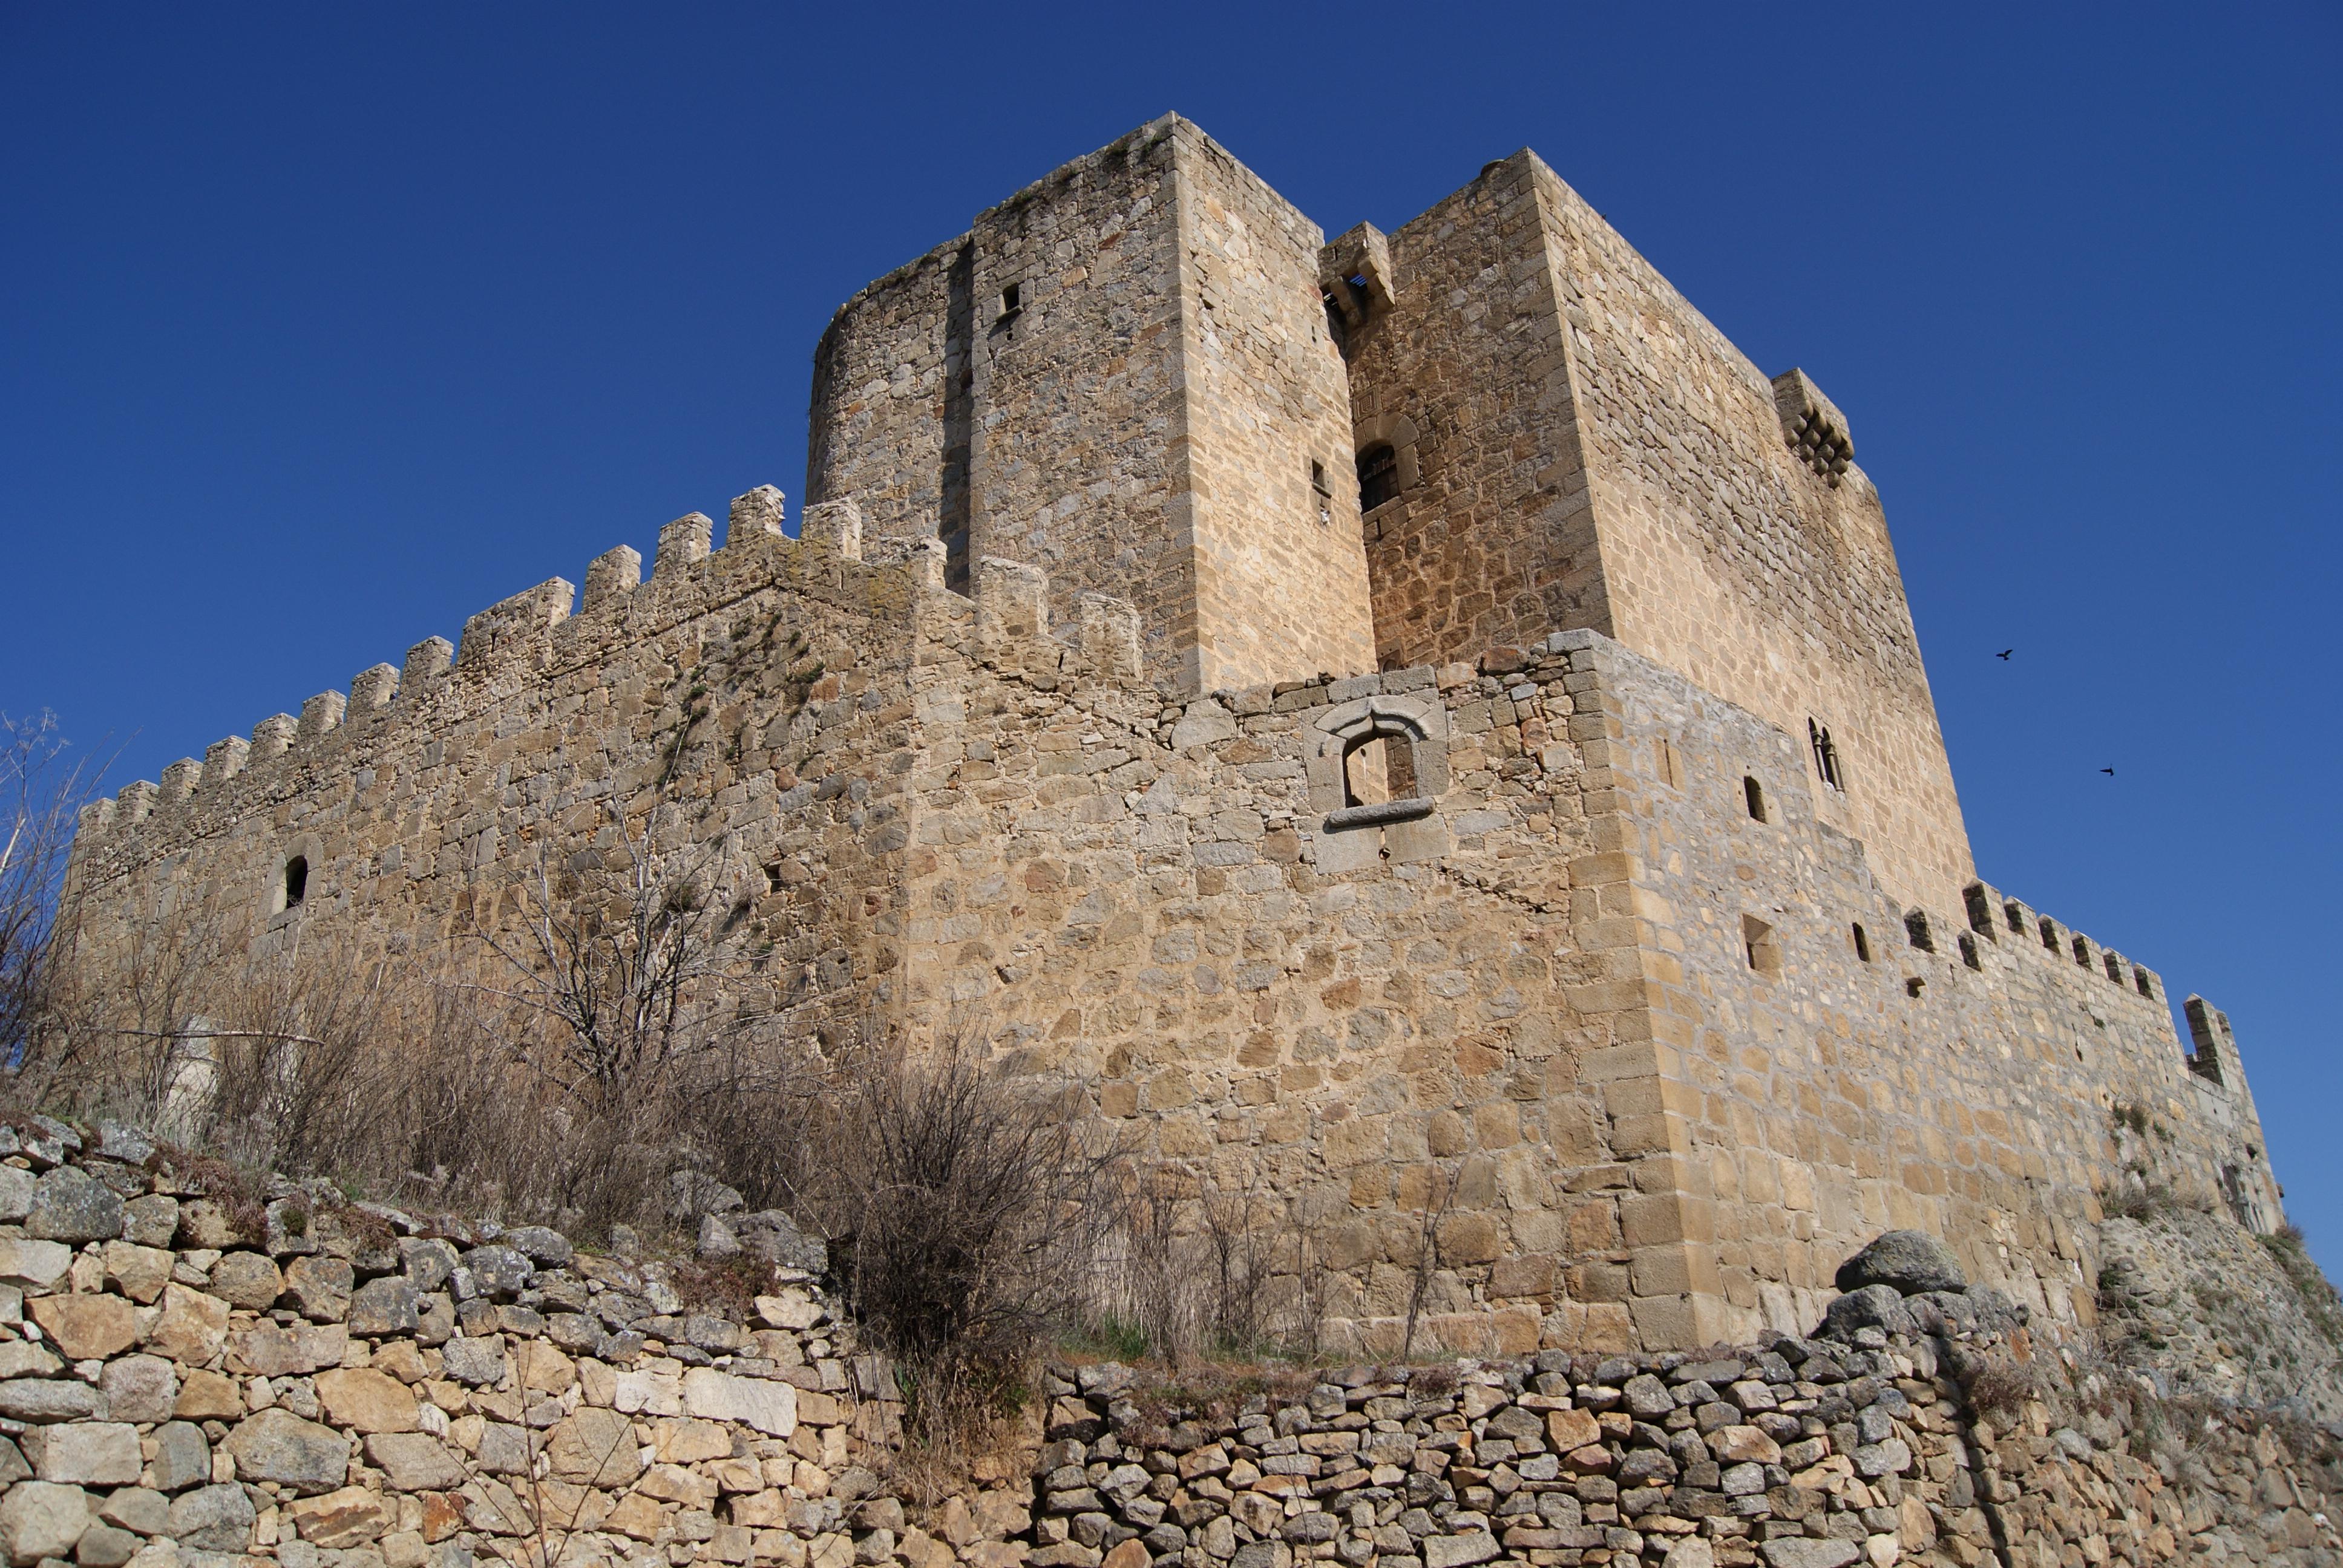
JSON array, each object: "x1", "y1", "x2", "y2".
[{"x1": 67, "y1": 486, "x2": 1149, "y2": 875}]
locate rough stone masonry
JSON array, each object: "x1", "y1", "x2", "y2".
[
  {"x1": 62, "y1": 116, "x2": 2290, "y2": 1359},
  {"x1": 0, "y1": 1123, "x2": 2333, "y2": 1568}
]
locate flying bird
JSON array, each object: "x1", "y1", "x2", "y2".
[
  {"x1": 1996, "y1": 649, "x2": 2013, "y2": 660},
  {"x1": 2100, "y1": 768, "x2": 2115, "y2": 776}
]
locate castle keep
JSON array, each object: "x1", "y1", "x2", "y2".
[{"x1": 62, "y1": 116, "x2": 2287, "y2": 1355}]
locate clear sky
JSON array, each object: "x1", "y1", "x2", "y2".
[{"x1": 5, "y1": 7, "x2": 2339, "y2": 1266}]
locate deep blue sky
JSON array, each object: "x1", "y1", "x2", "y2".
[{"x1": 6, "y1": 7, "x2": 2339, "y2": 1266}]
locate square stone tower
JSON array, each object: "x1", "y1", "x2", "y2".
[
  {"x1": 1333, "y1": 152, "x2": 1976, "y2": 912},
  {"x1": 808, "y1": 115, "x2": 1376, "y2": 696}
]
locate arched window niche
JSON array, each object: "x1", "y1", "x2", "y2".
[
  {"x1": 1305, "y1": 694, "x2": 1450, "y2": 831},
  {"x1": 1351, "y1": 413, "x2": 1421, "y2": 520},
  {"x1": 269, "y1": 832, "x2": 323, "y2": 922}
]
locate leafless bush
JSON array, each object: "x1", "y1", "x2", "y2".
[
  {"x1": 1095, "y1": 1172, "x2": 1339, "y2": 1368},
  {"x1": 0, "y1": 712, "x2": 102, "y2": 1068},
  {"x1": 789, "y1": 1037, "x2": 1118, "y2": 1418},
  {"x1": 1963, "y1": 1351, "x2": 2045, "y2": 1422}
]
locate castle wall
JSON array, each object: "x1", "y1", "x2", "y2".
[
  {"x1": 1568, "y1": 632, "x2": 2279, "y2": 1347},
  {"x1": 62, "y1": 513, "x2": 933, "y2": 1047},
  {"x1": 882, "y1": 621, "x2": 2279, "y2": 1355},
  {"x1": 1164, "y1": 127, "x2": 1375, "y2": 696},
  {"x1": 808, "y1": 117, "x2": 1374, "y2": 696}
]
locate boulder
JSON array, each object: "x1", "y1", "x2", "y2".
[
  {"x1": 437, "y1": 1335, "x2": 505, "y2": 1387},
  {"x1": 120, "y1": 1194, "x2": 180, "y2": 1249},
  {"x1": 0, "y1": 1166, "x2": 34, "y2": 1223},
  {"x1": 0, "y1": 1238, "x2": 73, "y2": 1289},
  {"x1": 503, "y1": 1227, "x2": 573, "y2": 1267},
  {"x1": 283, "y1": 1486, "x2": 390, "y2": 1549},
  {"x1": 732, "y1": 1210, "x2": 825, "y2": 1273},
  {"x1": 206, "y1": 1252, "x2": 284, "y2": 1310},
  {"x1": 173, "y1": 1369, "x2": 244, "y2": 1420},
  {"x1": 0, "y1": 1377, "x2": 97, "y2": 1422},
  {"x1": 99, "y1": 1356, "x2": 179, "y2": 1424},
  {"x1": 97, "y1": 1489, "x2": 169, "y2": 1536},
  {"x1": 315, "y1": 1367, "x2": 418, "y2": 1433},
  {"x1": 26, "y1": 1423, "x2": 141, "y2": 1487},
  {"x1": 26, "y1": 1166, "x2": 124, "y2": 1243},
  {"x1": 0, "y1": 1479, "x2": 90, "y2": 1566},
  {"x1": 396, "y1": 1238, "x2": 457, "y2": 1293},
  {"x1": 225, "y1": 1322, "x2": 346, "y2": 1377},
  {"x1": 348, "y1": 1276, "x2": 419, "y2": 1337},
  {"x1": 0, "y1": 1342, "x2": 60, "y2": 1379},
  {"x1": 221, "y1": 1406, "x2": 348, "y2": 1495},
  {"x1": 140, "y1": 1422, "x2": 211, "y2": 1494},
  {"x1": 168, "y1": 1483, "x2": 257, "y2": 1553},
  {"x1": 1835, "y1": 1231, "x2": 1965, "y2": 1296},
  {"x1": 455, "y1": 1246, "x2": 531, "y2": 1298},
  {"x1": 75, "y1": 1523, "x2": 138, "y2": 1568},
  {"x1": 681, "y1": 1368, "x2": 797, "y2": 1436},
  {"x1": 102, "y1": 1241, "x2": 174, "y2": 1304},
  {"x1": 1823, "y1": 1284, "x2": 1914, "y2": 1339},
  {"x1": 283, "y1": 1255, "x2": 353, "y2": 1322},
  {"x1": 145, "y1": 1284, "x2": 231, "y2": 1365},
  {"x1": 546, "y1": 1407, "x2": 643, "y2": 1486},
  {"x1": 362, "y1": 1432, "x2": 467, "y2": 1492},
  {"x1": 28, "y1": 1293, "x2": 137, "y2": 1359}
]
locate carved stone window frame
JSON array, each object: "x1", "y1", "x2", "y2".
[
  {"x1": 1352, "y1": 413, "x2": 1421, "y2": 521},
  {"x1": 1306, "y1": 693, "x2": 1450, "y2": 830},
  {"x1": 269, "y1": 832, "x2": 322, "y2": 924}
]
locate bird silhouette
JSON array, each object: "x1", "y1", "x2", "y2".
[
  {"x1": 2100, "y1": 767, "x2": 2115, "y2": 776},
  {"x1": 1996, "y1": 649, "x2": 2013, "y2": 660}
]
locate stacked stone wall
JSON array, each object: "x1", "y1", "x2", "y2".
[
  {"x1": 0, "y1": 1123, "x2": 1032, "y2": 1568},
  {"x1": 3, "y1": 1124, "x2": 2332, "y2": 1568}
]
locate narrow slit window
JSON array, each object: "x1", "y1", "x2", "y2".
[
  {"x1": 1808, "y1": 719, "x2": 1845, "y2": 792},
  {"x1": 2133, "y1": 965, "x2": 2153, "y2": 999},
  {"x1": 995, "y1": 282, "x2": 1022, "y2": 328},
  {"x1": 1906, "y1": 976, "x2": 1925, "y2": 998},
  {"x1": 1959, "y1": 934, "x2": 1982, "y2": 971},
  {"x1": 1357, "y1": 442, "x2": 1400, "y2": 512},
  {"x1": 283, "y1": 855, "x2": 309, "y2": 910},
  {"x1": 1964, "y1": 885, "x2": 1994, "y2": 933},
  {"x1": 1311, "y1": 460, "x2": 1333, "y2": 527},
  {"x1": 1905, "y1": 910, "x2": 1934, "y2": 953},
  {"x1": 1742, "y1": 915, "x2": 1781, "y2": 978},
  {"x1": 2004, "y1": 900, "x2": 2025, "y2": 935},
  {"x1": 1743, "y1": 776, "x2": 1768, "y2": 823},
  {"x1": 2072, "y1": 935, "x2": 2091, "y2": 968},
  {"x1": 1851, "y1": 923, "x2": 1871, "y2": 962},
  {"x1": 2104, "y1": 953, "x2": 2123, "y2": 984},
  {"x1": 2039, "y1": 917, "x2": 2058, "y2": 952}
]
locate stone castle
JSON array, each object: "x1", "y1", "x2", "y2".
[{"x1": 61, "y1": 114, "x2": 2289, "y2": 1356}]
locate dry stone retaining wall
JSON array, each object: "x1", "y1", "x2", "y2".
[{"x1": 0, "y1": 1127, "x2": 1035, "y2": 1568}]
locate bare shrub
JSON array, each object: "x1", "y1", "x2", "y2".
[
  {"x1": 1964, "y1": 1352, "x2": 2045, "y2": 1422},
  {"x1": 0, "y1": 712, "x2": 102, "y2": 1070},
  {"x1": 794, "y1": 1040, "x2": 1117, "y2": 1396}
]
